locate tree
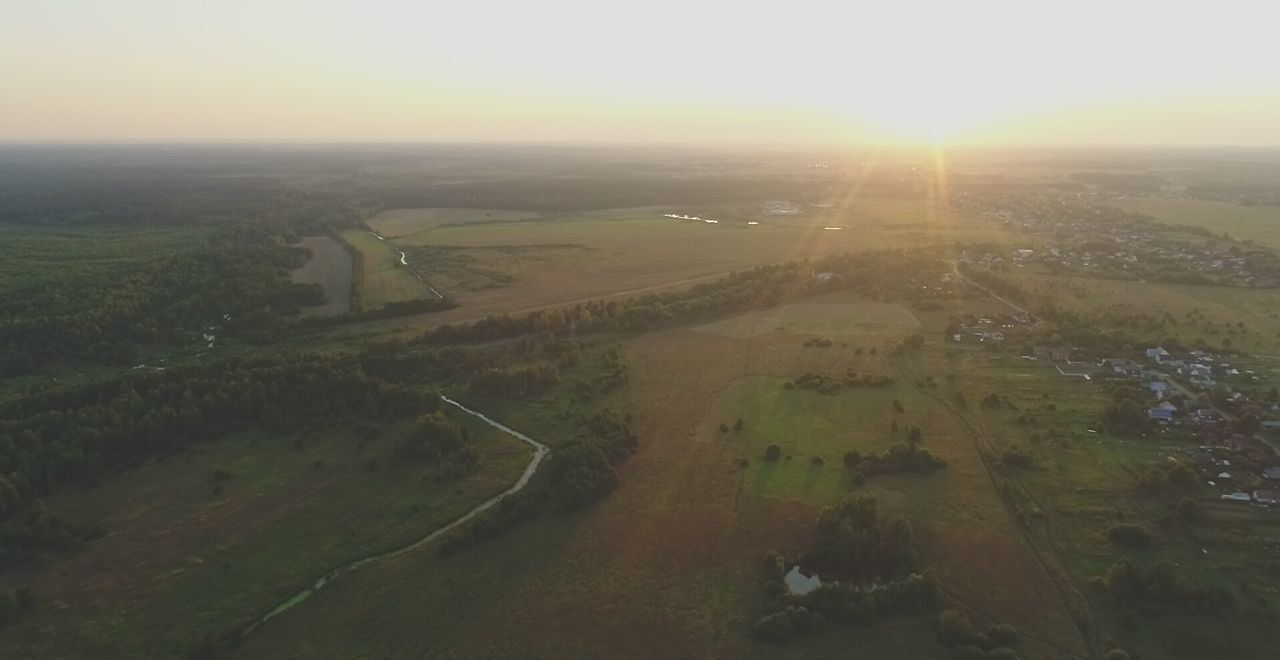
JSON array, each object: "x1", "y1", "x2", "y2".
[
  {"x1": 937, "y1": 609, "x2": 973, "y2": 645},
  {"x1": 0, "y1": 586, "x2": 17, "y2": 625},
  {"x1": 765, "y1": 445, "x2": 782, "y2": 461},
  {"x1": 734, "y1": 418, "x2": 744, "y2": 431}
]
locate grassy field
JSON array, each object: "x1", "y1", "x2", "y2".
[
  {"x1": 289, "y1": 235, "x2": 353, "y2": 317},
  {"x1": 355, "y1": 203, "x2": 1008, "y2": 332},
  {"x1": 1122, "y1": 198, "x2": 1280, "y2": 249},
  {"x1": 945, "y1": 350, "x2": 1280, "y2": 660},
  {"x1": 694, "y1": 301, "x2": 921, "y2": 338},
  {"x1": 232, "y1": 299, "x2": 1083, "y2": 660},
  {"x1": 0, "y1": 416, "x2": 531, "y2": 660},
  {"x1": 998, "y1": 269, "x2": 1280, "y2": 353},
  {"x1": 339, "y1": 228, "x2": 437, "y2": 311},
  {"x1": 367, "y1": 207, "x2": 546, "y2": 239}
]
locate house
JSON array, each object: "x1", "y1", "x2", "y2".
[
  {"x1": 1221, "y1": 492, "x2": 1252, "y2": 502},
  {"x1": 1148, "y1": 381, "x2": 1169, "y2": 397},
  {"x1": 1254, "y1": 489, "x2": 1278, "y2": 505},
  {"x1": 1263, "y1": 466, "x2": 1280, "y2": 480},
  {"x1": 1050, "y1": 346, "x2": 1072, "y2": 362},
  {"x1": 1149, "y1": 408, "x2": 1174, "y2": 421},
  {"x1": 1014, "y1": 249, "x2": 1034, "y2": 260},
  {"x1": 813, "y1": 271, "x2": 835, "y2": 282},
  {"x1": 1261, "y1": 420, "x2": 1280, "y2": 431},
  {"x1": 1146, "y1": 347, "x2": 1171, "y2": 361}
]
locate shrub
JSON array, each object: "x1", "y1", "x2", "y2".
[
  {"x1": 1107, "y1": 524, "x2": 1152, "y2": 548},
  {"x1": 843, "y1": 451, "x2": 863, "y2": 468},
  {"x1": 937, "y1": 609, "x2": 973, "y2": 645},
  {"x1": 810, "y1": 456, "x2": 824, "y2": 466},
  {"x1": 765, "y1": 445, "x2": 782, "y2": 461},
  {"x1": 1177, "y1": 496, "x2": 1202, "y2": 521},
  {"x1": 987, "y1": 623, "x2": 1019, "y2": 646}
]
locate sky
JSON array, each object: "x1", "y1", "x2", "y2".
[{"x1": 3, "y1": 0, "x2": 1278, "y2": 146}]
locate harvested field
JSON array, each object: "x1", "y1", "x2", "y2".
[{"x1": 289, "y1": 235, "x2": 353, "y2": 317}]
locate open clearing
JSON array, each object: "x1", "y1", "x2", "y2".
[
  {"x1": 1121, "y1": 198, "x2": 1280, "y2": 249},
  {"x1": 289, "y1": 235, "x2": 353, "y2": 317},
  {"x1": 1000, "y1": 269, "x2": 1280, "y2": 353},
  {"x1": 693, "y1": 301, "x2": 920, "y2": 338},
  {"x1": 339, "y1": 229, "x2": 436, "y2": 310}
]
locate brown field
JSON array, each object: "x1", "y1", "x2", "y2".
[{"x1": 289, "y1": 235, "x2": 353, "y2": 317}]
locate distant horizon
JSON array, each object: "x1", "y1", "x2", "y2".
[{"x1": 5, "y1": 1, "x2": 1278, "y2": 147}]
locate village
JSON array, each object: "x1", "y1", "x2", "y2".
[{"x1": 973, "y1": 329, "x2": 1280, "y2": 508}]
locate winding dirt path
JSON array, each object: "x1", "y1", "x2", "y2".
[{"x1": 238, "y1": 395, "x2": 549, "y2": 639}]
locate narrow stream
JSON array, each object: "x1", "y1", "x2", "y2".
[{"x1": 240, "y1": 396, "x2": 549, "y2": 639}]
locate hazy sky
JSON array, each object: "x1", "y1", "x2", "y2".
[{"x1": 4, "y1": 0, "x2": 1278, "y2": 145}]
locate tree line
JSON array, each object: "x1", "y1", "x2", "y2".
[
  {"x1": 417, "y1": 250, "x2": 956, "y2": 346},
  {"x1": 439, "y1": 409, "x2": 637, "y2": 555}
]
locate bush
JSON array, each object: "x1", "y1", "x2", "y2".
[
  {"x1": 987, "y1": 622, "x2": 1019, "y2": 646},
  {"x1": 1177, "y1": 496, "x2": 1203, "y2": 521},
  {"x1": 765, "y1": 445, "x2": 782, "y2": 461},
  {"x1": 1107, "y1": 524, "x2": 1152, "y2": 548},
  {"x1": 751, "y1": 610, "x2": 795, "y2": 642},
  {"x1": 843, "y1": 450, "x2": 863, "y2": 468},
  {"x1": 937, "y1": 609, "x2": 973, "y2": 645},
  {"x1": 810, "y1": 456, "x2": 824, "y2": 466}
]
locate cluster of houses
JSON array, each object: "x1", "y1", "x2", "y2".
[
  {"x1": 950, "y1": 313, "x2": 1036, "y2": 345},
  {"x1": 958, "y1": 190, "x2": 1280, "y2": 288},
  {"x1": 1185, "y1": 446, "x2": 1280, "y2": 506}
]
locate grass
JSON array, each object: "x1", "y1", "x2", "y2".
[
  {"x1": 339, "y1": 228, "x2": 436, "y2": 310},
  {"x1": 349, "y1": 203, "x2": 1008, "y2": 330},
  {"x1": 942, "y1": 350, "x2": 1280, "y2": 660},
  {"x1": 289, "y1": 235, "x2": 353, "y2": 317},
  {"x1": 998, "y1": 268, "x2": 1280, "y2": 353},
  {"x1": 0, "y1": 416, "x2": 531, "y2": 660},
  {"x1": 1122, "y1": 198, "x2": 1280, "y2": 249},
  {"x1": 693, "y1": 300, "x2": 921, "y2": 338}
]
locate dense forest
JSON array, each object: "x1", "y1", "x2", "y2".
[{"x1": 0, "y1": 222, "x2": 329, "y2": 373}]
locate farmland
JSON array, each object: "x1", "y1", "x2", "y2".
[
  {"x1": 1122, "y1": 198, "x2": 1280, "y2": 250},
  {"x1": 339, "y1": 228, "x2": 438, "y2": 311},
  {"x1": 357, "y1": 204, "x2": 1007, "y2": 327},
  {"x1": 289, "y1": 235, "x2": 353, "y2": 317}
]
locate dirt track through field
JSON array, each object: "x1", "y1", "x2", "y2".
[{"x1": 238, "y1": 395, "x2": 548, "y2": 640}]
